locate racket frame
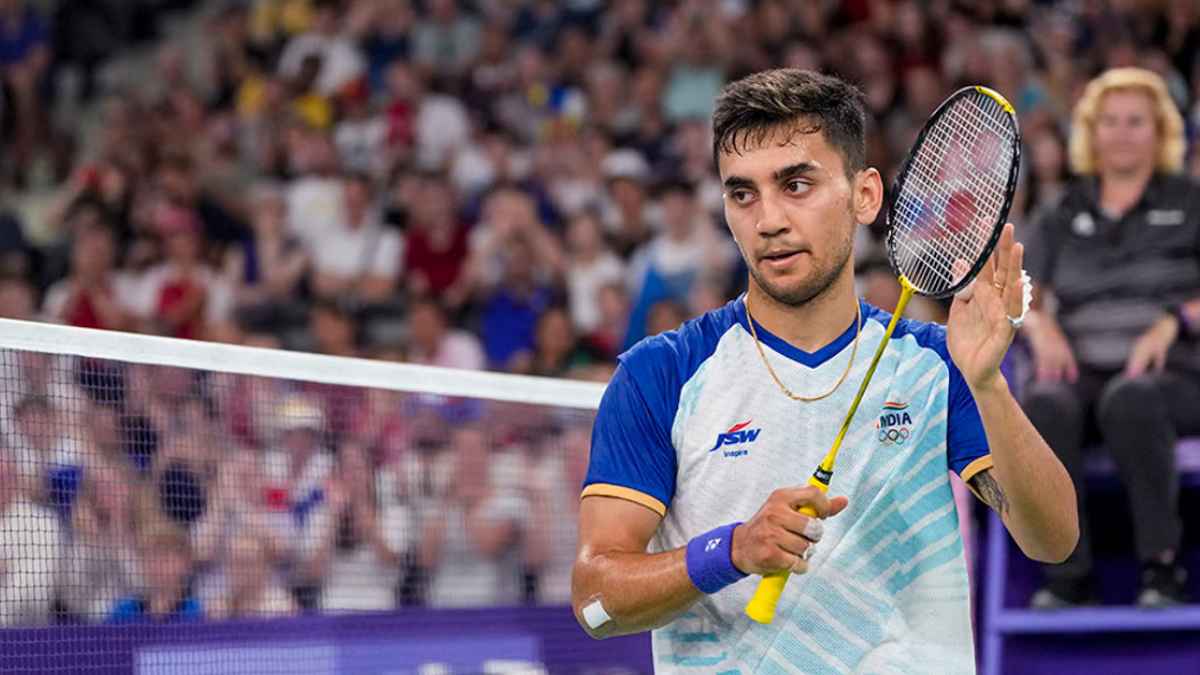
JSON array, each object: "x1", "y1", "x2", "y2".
[{"x1": 885, "y1": 86, "x2": 1022, "y2": 299}]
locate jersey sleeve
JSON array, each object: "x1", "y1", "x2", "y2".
[
  {"x1": 581, "y1": 361, "x2": 677, "y2": 517},
  {"x1": 946, "y1": 354, "x2": 992, "y2": 482},
  {"x1": 896, "y1": 315, "x2": 993, "y2": 482}
]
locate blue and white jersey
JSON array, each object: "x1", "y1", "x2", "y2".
[{"x1": 583, "y1": 297, "x2": 991, "y2": 674}]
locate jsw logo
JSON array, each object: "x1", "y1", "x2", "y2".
[{"x1": 709, "y1": 420, "x2": 761, "y2": 456}]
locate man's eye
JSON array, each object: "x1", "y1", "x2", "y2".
[
  {"x1": 729, "y1": 189, "x2": 754, "y2": 204},
  {"x1": 785, "y1": 180, "x2": 811, "y2": 195}
]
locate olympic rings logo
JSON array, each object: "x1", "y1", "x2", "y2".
[{"x1": 878, "y1": 427, "x2": 911, "y2": 444}]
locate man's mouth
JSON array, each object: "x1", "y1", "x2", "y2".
[{"x1": 760, "y1": 249, "x2": 807, "y2": 266}]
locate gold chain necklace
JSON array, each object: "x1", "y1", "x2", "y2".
[{"x1": 744, "y1": 296, "x2": 862, "y2": 402}]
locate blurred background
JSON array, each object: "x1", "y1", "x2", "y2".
[
  {"x1": 1, "y1": 0, "x2": 1200, "y2": 674},
  {"x1": 1, "y1": 0, "x2": 1140, "y2": 359}
]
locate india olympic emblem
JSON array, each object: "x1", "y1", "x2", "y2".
[{"x1": 876, "y1": 401, "x2": 913, "y2": 446}]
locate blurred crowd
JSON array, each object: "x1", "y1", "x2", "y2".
[
  {"x1": 3, "y1": 0, "x2": 1200, "y2": 625},
  {"x1": 0, "y1": 351, "x2": 592, "y2": 624}
]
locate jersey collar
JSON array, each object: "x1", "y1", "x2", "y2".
[{"x1": 734, "y1": 295, "x2": 868, "y2": 369}]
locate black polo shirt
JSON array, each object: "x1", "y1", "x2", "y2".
[{"x1": 1026, "y1": 173, "x2": 1200, "y2": 372}]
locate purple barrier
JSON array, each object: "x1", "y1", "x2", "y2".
[{"x1": 0, "y1": 606, "x2": 652, "y2": 674}]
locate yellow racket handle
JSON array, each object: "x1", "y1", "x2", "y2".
[
  {"x1": 744, "y1": 474, "x2": 828, "y2": 624},
  {"x1": 744, "y1": 282, "x2": 916, "y2": 624}
]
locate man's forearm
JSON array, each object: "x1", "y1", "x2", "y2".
[
  {"x1": 971, "y1": 375, "x2": 1079, "y2": 562},
  {"x1": 572, "y1": 547, "x2": 702, "y2": 638}
]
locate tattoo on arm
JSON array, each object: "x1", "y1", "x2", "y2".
[{"x1": 970, "y1": 470, "x2": 1010, "y2": 517}]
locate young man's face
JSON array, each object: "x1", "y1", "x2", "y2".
[{"x1": 718, "y1": 123, "x2": 880, "y2": 307}]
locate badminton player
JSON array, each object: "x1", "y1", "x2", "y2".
[{"x1": 572, "y1": 69, "x2": 1078, "y2": 673}]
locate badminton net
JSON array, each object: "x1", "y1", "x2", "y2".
[{"x1": 0, "y1": 318, "x2": 611, "y2": 674}]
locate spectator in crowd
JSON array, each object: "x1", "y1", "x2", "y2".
[
  {"x1": 42, "y1": 219, "x2": 136, "y2": 331},
  {"x1": 62, "y1": 458, "x2": 141, "y2": 622},
  {"x1": 467, "y1": 187, "x2": 563, "y2": 369},
  {"x1": 128, "y1": 207, "x2": 235, "y2": 341},
  {"x1": 402, "y1": 174, "x2": 470, "y2": 305},
  {"x1": 523, "y1": 421, "x2": 590, "y2": 604},
  {"x1": 581, "y1": 281, "x2": 629, "y2": 362},
  {"x1": 481, "y1": 236, "x2": 558, "y2": 372},
  {"x1": 318, "y1": 442, "x2": 405, "y2": 612},
  {"x1": 11, "y1": 394, "x2": 85, "y2": 515},
  {"x1": 624, "y1": 179, "x2": 734, "y2": 347},
  {"x1": 223, "y1": 182, "x2": 309, "y2": 333},
  {"x1": 309, "y1": 298, "x2": 359, "y2": 358},
  {"x1": 261, "y1": 394, "x2": 335, "y2": 610},
  {"x1": 0, "y1": 351, "x2": 88, "y2": 460},
  {"x1": 191, "y1": 449, "x2": 289, "y2": 610},
  {"x1": 307, "y1": 173, "x2": 402, "y2": 306},
  {"x1": 0, "y1": 0, "x2": 51, "y2": 188},
  {"x1": 208, "y1": 532, "x2": 296, "y2": 620},
  {"x1": 108, "y1": 524, "x2": 203, "y2": 623},
  {"x1": 277, "y1": 0, "x2": 366, "y2": 97},
  {"x1": 600, "y1": 149, "x2": 654, "y2": 260},
  {"x1": 564, "y1": 209, "x2": 625, "y2": 336},
  {"x1": 303, "y1": 300, "x2": 368, "y2": 441},
  {"x1": 645, "y1": 298, "x2": 688, "y2": 338},
  {"x1": 526, "y1": 306, "x2": 590, "y2": 378},
  {"x1": 0, "y1": 208, "x2": 35, "y2": 284},
  {"x1": 419, "y1": 426, "x2": 527, "y2": 607},
  {"x1": 1023, "y1": 68, "x2": 1200, "y2": 608},
  {"x1": 152, "y1": 435, "x2": 213, "y2": 529},
  {"x1": 0, "y1": 276, "x2": 36, "y2": 320},
  {"x1": 1024, "y1": 123, "x2": 1072, "y2": 224},
  {"x1": 0, "y1": 450, "x2": 61, "y2": 626},
  {"x1": 332, "y1": 79, "x2": 389, "y2": 177},
  {"x1": 464, "y1": 184, "x2": 563, "y2": 298},
  {"x1": 405, "y1": 297, "x2": 484, "y2": 370},
  {"x1": 413, "y1": 0, "x2": 480, "y2": 77},
  {"x1": 155, "y1": 153, "x2": 248, "y2": 248}
]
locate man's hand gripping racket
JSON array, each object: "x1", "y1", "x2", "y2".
[{"x1": 745, "y1": 86, "x2": 1022, "y2": 624}]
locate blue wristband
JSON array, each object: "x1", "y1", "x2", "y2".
[{"x1": 685, "y1": 522, "x2": 747, "y2": 594}]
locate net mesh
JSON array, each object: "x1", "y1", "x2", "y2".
[
  {"x1": 888, "y1": 90, "x2": 1019, "y2": 297},
  {"x1": 0, "y1": 320, "x2": 630, "y2": 674}
]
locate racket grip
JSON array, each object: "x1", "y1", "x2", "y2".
[{"x1": 744, "y1": 503, "x2": 821, "y2": 624}]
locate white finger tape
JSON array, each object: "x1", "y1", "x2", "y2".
[
  {"x1": 1020, "y1": 269, "x2": 1032, "y2": 317},
  {"x1": 802, "y1": 518, "x2": 824, "y2": 543},
  {"x1": 582, "y1": 599, "x2": 612, "y2": 630},
  {"x1": 1007, "y1": 269, "x2": 1032, "y2": 328}
]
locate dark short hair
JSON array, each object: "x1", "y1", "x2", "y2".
[{"x1": 712, "y1": 69, "x2": 868, "y2": 177}]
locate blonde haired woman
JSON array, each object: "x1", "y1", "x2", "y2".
[{"x1": 1023, "y1": 67, "x2": 1199, "y2": 608}]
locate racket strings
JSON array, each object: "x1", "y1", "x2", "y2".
[{"x1": 889, "y1": 92, "x2": 1017, "y2": 295}]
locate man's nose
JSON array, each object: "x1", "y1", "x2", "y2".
[{"x1": 756, "y1": 194, "x2": 790, "y2": 237}]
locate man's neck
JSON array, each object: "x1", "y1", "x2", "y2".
[{"x1": 745, "y1": 271, "x2": 859, "y2": 353}]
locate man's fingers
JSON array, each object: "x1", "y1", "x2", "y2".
[
  {"x1": 783, "y1": 487, "x2": 838, "y2": 517},
  {"x1": 992, "y1": 223, "x2": 1014, "y2": 288},
  {"x1": 773, "y1": 530, "x2": 815, "y2": 558},
  {"x1": 951, "y1": 259, "x2": 973, "y2": 297},
  {"x1": 1006, "y1": 242, "x2": 1025, "y2": 319},
  {"x1": 827, "y1": 495, "x2": 849, "y2": 517}
]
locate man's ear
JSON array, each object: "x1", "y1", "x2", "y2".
[{"x1": 852, "y1": 167, "x2": 884, "y2": 225}]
